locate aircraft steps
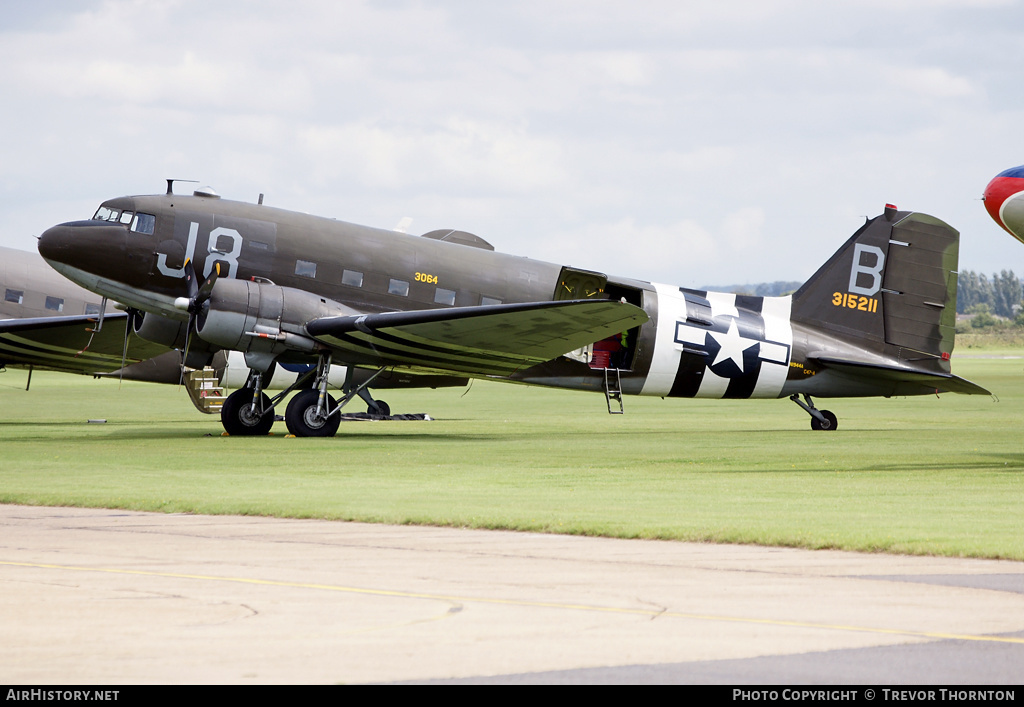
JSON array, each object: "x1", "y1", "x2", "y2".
[
  {"x1": 183, "y1": 367, "x2": 226, "y2": 414},
  {"x1": 604, "y1": 366, "x2": 623, "y2": 414}
]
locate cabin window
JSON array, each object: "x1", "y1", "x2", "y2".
[
  {"x1": 85, "y1": 303, "x2": 102, "y2": 316},
  {"x1": 5, "y1": 289, "x2": 23, "y2": 304},
  {"x1": 131, "y1": 213, "x2": 156, "y2": 235},
  {"x1": 342, "y1": 270, "x2": 363, "y2": 287},
  {"x1": 388, "y1": 279, "x2": 409, "y2": 297},
  {"x1": 295, "y1": 260, "x2": 317, "y2": 278},
  {"x1": 45, "y1": 296, "x2": 64, "y2": 312},
  {"x1": 434, "y1": 288, "x2": 456, "y2": 306},
  {"x1": 481, "y1": 296, "x2": 502, "y2": 306}
]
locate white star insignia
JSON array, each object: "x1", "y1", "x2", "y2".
[{"x1": 709, "y1": 320, "x2": 757, "y2": 372}]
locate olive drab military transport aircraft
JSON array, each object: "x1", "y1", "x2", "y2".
[
  {"x1": 983, "y1": 165, "x2": 1024, "y2": 243},
  {"x1": 36, "y1": 181, "x2": 989, "y2": 437}
]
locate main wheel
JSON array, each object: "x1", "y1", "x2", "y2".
[
  {"x1": 221, "y1": 389, "x2": 275, "y2": 436},
  {"x1": 810, "y1": 410, "x2": 838, "y2": 431},
  {"x1": 285, "y1": 389, "x2": 341, "y2": 437}
]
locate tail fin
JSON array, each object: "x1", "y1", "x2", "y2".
[{"x1": 791, "y1": 206, "x2": 959, "y2": 372}]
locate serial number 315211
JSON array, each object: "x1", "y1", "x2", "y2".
[{"x1": 831, "y1": 292, "x2": 878, "y2": 312}]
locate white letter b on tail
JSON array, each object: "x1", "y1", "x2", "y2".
[{"x1": 848, "y1": 244, "x2": 885, "y2": 295}]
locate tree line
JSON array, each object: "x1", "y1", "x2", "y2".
[{"x1": 956, "y1": 270, "x2": 1022, "y2": 318}]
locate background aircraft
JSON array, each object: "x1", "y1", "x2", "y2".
[
  {"x1": 37, "y1": 185, "x2": 988, "y2": 436},
  {"x1": 983, "y1": 166, "x2": 1024, "y2": 243},
  {"x1": 0, "y1": 245, "x2": 177, "y2": 384}
]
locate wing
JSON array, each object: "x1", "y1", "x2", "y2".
[
  {"x1": 812, "y1": 356, "x2": 990, "y2": 396},
  {"x1": 0, "y1": 313, "x2": 169, "y2": 375},
  {"x1": 306, "y1": 300, "x2": 648, "y2": 376}
]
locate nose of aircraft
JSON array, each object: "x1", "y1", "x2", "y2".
[
  {"x1": 983, "y1": 166, "x2": 1024, "y2": 244},
  {"x1": 38, "y1": 219, "x2": 129, "y2": 280}
]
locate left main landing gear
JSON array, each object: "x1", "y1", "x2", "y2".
[
  {"x1": 220, "y1": 353, "x2": 397, "y2": 437},
  {"x1": 790, "y1": 394, "x2": 838, "y2": 431},
  {"x1": 285, "y1": 389, "x2": 341, "y2": 437},
  {"x1": 281, "y1": 354, "x2": 390, "y2": 437}
]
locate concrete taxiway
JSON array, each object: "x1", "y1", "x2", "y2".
[{"x1": 0, "y1": 504, "x2": 1021, "y2": 684}]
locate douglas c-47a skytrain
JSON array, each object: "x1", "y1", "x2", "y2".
[{"x1": 37, "y1": 182, "x2": 988, "y2": 436}]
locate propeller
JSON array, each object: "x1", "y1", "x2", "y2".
[{"x1": 173, "y1": 259, "x2": 220, "y2": 383}]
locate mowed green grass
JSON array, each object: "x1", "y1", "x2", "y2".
[{"x1": 0, "y1": 356, "x2": 1021, "y2": 559}]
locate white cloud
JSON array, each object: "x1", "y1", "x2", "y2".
[
  {"x1": 296, "y1": 118, "x2": 568, "y2": 193},
  {"x1": 1, "y1": 0, "x2": 1023, "y2": 286},
  {"x1": 540, "y1": 208, "x2": 774, "y2": 286},
  {"x1": 889, "y1": 67, "x2": 977, "y2": 99}
]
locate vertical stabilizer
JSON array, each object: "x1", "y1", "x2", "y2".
[{"x1": 791, "y1": 209, "x2": 960, "y2": 370}]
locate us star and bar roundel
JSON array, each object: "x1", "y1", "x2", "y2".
[{"x1": 641, "y1": 283, "x2": 793, "y2": 400}]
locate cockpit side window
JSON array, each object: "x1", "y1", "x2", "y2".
[
  {"x1": 119, "y1": 211, "x2": 134, "y2": 225},
  {"x1": 131, "y1": 213, "x2": 156, "y2": 235}
]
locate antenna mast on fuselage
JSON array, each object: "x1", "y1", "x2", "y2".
[{"x1": 165, "y1": 178, "x2": 199, "y2": 195}]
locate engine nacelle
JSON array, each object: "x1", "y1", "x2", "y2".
[
  {"x1": 196, "y1": 278, "x2": 358, "y2": 359},
  {"x1": 131, "y1": 311, "x2": 217, "y2": 368},
  {"x1": 133, "y1": 311, "x2": 189, "y2": 349}
]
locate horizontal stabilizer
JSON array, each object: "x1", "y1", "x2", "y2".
[
  {"x1": 306, "y1": 300, "x2": 649, "y2": 376},
  {"x1": 812, "y1": 356, "x2": 990, "y2": 396}
]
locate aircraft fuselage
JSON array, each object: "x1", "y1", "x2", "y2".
[
  {"x1": 37, "y1": 188, "x2": 986, "y2": 429},
  {"x1": 39, "y1": 191, "x2": 805, "y2": 400}
]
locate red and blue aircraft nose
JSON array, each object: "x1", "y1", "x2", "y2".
[{"x1": 983, "y1": 165, "x2": 1024, "y2": 244}]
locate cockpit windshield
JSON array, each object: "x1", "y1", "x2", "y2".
[
  {"x1": 92, "y1": 205, "x2": 155, "y2": 235},
  {"x1": 93, "y1": 206, "x2": 121, "y2": 222}
]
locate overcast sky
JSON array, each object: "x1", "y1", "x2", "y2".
[{"x1": 2, "y1": 0, "x2": 1022, "y2": 288}]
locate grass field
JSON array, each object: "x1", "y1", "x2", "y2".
[{"x1": 0, "y1": 356, "x2": 1021, "y2": 560}]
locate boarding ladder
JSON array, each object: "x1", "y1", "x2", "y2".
[
  {"x1": 604, "y1": 367, "x2": 623, "y2": 415},
  {"x1": 184, "y1": 367, "x2": 226, "y2": 414}
]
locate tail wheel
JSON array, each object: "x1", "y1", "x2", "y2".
[
  {"x1": 221, "y1": 389, "x2": 274, "y2": 436},
  {"x1": 286, "y1": 389, "x2": 341, "y2": 437},
  {"x1": 810, "y1": 410, "x2": 838, "y2": 431}
]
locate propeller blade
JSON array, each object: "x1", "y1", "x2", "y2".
[
  {"x1": 196, "y1": 261, "x2": 220, "y2": 306},
  {"x1": 179, "y1": 262, "x2": 220, "y2": 384},
  {"x1": 184, "y1": 258, "x2": 198, "y2": 303}
]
